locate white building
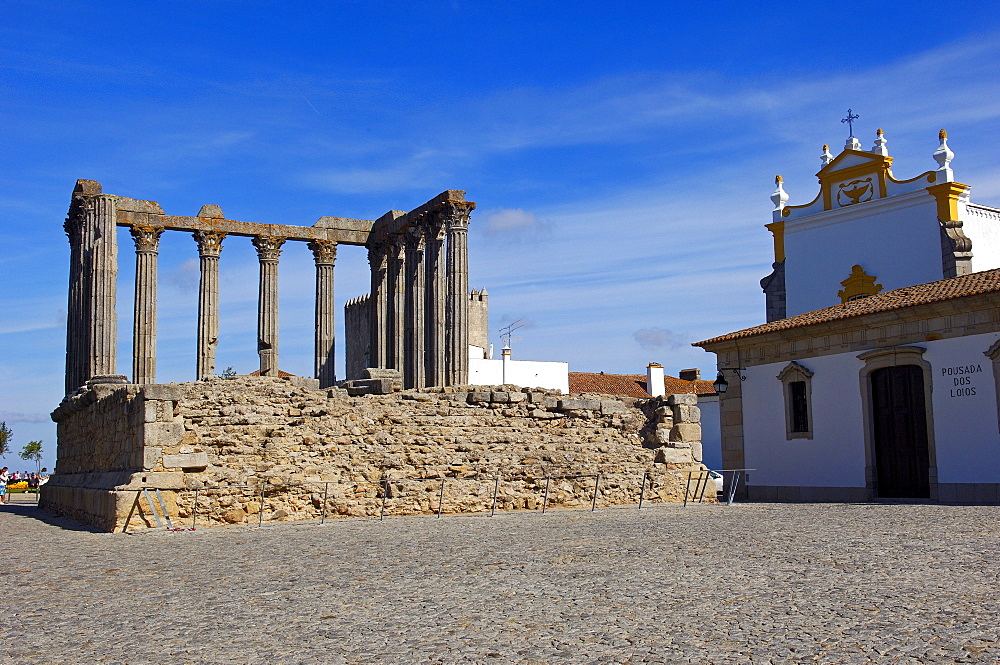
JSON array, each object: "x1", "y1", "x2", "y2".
[
  {"x1": 469, "y1": 345, "x2": 569, "y2": 393},
  {"x1": 696, "y1": 129, "x2": 1000, "y2": 502}
]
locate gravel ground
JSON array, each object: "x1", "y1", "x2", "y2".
[{"x1": 2, "y1": 497, "x2": 999, "y2": 664}]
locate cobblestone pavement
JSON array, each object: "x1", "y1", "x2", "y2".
[{"x1": 3, "y1": 499, "x2": 999, "y2": 664}]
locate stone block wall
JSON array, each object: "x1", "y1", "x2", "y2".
[
  {"x1": 469, "y1": 289, "x2": 489, "y2": 354},
  {"x1": 43, "y1": 376, "x2": 708, "y2": 531},
  {"x1": 42, "y1": 379, "x2": 188, "y2": 530},
  {"x1": 344, "y1": 295, "x2": 370, "y2": 380}
]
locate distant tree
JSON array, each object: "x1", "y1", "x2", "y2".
[
  {"x1": 219, "y1": 367, "x2": 237, "y2": 379},
  {"x1": 20, "y1": 440, "x2": 43, "y2": 473},
  {"x1": 0, "y1": 421, "x2": 11, "y2": 458}
]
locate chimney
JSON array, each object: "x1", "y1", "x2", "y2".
[
  {"x1": 646, "y1": 363, "x2": 665, "y2": 397},
  {"x1": 679, "y1": 368, "x2": 701, "y2": 382},
  {"x1": 502, "y1": 345, "x2": 511, "y2": 384}
]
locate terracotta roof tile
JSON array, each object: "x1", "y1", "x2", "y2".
[
  {"x1": 568, "y1": 372, "x2": 716, "y2": 398},
  {"x1": 695, "y1": 269, "x2": 1000, "y2": 347},
  {"x1": 248, "y1": 369, "x2": 296, "y2": 378}
]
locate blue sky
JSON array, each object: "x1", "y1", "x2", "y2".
[{"x1": 3, "y1": 1, "x2": 1000, "y2": 469}]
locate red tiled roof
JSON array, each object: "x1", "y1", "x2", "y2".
[
  {"x1": 695, "y1": 269, "x2": 1000, "y2": 347},
  {"x1": 247, "y1": 369, "x2": 296, "y2": 378},
  {"x1": 568, "y1": 372, "x2": 716, "y2": 398}
]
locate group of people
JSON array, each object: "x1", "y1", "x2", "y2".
[{"x1": 0, "y1": 467, "x2": 49, "y2": 505}]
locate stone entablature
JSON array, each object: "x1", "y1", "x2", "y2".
[{"x1": 42, "y1": 376, "x2": 706, "y2": 531}]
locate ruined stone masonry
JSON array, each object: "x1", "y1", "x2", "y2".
[
  {"x1": 51, "y1": 180, "x2": 707, "y2": 531},
  {"x1": 43, "y1": 376, "x2": 707, "y2": 531}
]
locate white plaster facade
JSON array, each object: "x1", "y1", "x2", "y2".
[
  {"x1": 698, "y1": 128, "x2": 1000, "y2": 503},
  {"x1": 733, "y1": 330, "x2": 1000, "y2": 499},
  {"x1": 763, "y1": 130, "x2": 1000, "y2": 321},
  {"x1": 469, "y1": 347, "x2": 569, "y2": 393}
]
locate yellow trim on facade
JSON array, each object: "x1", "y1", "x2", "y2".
[
  {"x1": 765, "y1": 221, "x2": 785, "y2": 262},
  {"x1": 837, "y1": 265, "x2": 883, "y2": 304},
  {"x1": 926, "y1": 181, "x2": 969, "y2": 222},
  {"x1": 816, "y1": 150, "x2": 893, "y2": 211},
  {"x1": 888, "y1": 169, "x2": 936, "y2": 186},
  {"x1": 781, "y1": 190, "x2": 823, "y2": 217}
]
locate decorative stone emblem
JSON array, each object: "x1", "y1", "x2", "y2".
[{"x1": 837, "y1": 178, "x2": 874, "y2": 206}]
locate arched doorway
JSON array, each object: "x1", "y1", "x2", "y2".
[{"x1": 870, "y1": 364, "x2": 930, "y2": 498}]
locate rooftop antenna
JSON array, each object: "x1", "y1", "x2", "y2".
[{"x1": 498, "y1": 319, "x2": 526, "y2": 348}]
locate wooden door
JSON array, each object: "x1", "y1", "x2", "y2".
[{"x1": 870, "y1": 365, "x2": 930, "y2": 498}]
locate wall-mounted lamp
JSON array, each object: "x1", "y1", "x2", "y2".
[{"x1": 713, "y1": 367, "x2": 746, "y2": 394}]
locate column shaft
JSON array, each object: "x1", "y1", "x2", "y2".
[
  {"x1": 404, "y1": 228, "x2": 426, "y2": 389},
  {"x1": 64, "y1": 217, "x2": 85, "y2": 393},
  {"x1": 130, "y1": 225, "x2": 163, "y2": 385},
  {"x1": 86, "y1": 194, "x2": 119, "y2": 379},
  {"x1": 368, "y1": 243, "x2": 389, "y2": 369},
  {"x1": 388, "y1": 237, "x2": 406, "y2": 371},
  {"x1": 253, "y1": 236, "x2": 285, "y2": 377},
  {"x1": 444, "y1": 202, "x2": 473, "y2": 386},
  {"x1": 423, "y1": 218, "x2": 446, "y2": 386},
  {"x1": 309, "y1": 240, "x2": 337, "y2": 388},
  {"x1": 195, "y1": 232, "x2": 225, "y2": 380}
]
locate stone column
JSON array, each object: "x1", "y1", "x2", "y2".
[
  {"x1": 64, "y1": 216, "x2": 85, "y2": 394},
  {"x1": 444, "y1": 201, "x2": 474, "y2": 386},
  {"x1": 252, "y1": 235, "x2": 285, "y2": 377},
  {"x1": 85, "y1": 194, "x2": 119, "y2": 380},
  {"x1": 404, "y1": 226, "x2": 426, "y2": 389},
  {"x1": 423, "y1": 216, "x2": 447, "y2": 387},
  {"x1": 387, "y1": 235, "x2": 406, "y2": 371},
  {"x1": 309, "y1": 239, "x2": 337, "y2": 388},
  {"x1": 368, "y1": 241, "x2": 389, "y2": 369},
  {"x1": 194, "y1": 231, "x2": 225, "y2": 380},
  {"x1": 130, "y1": 225, "x2": 163, "y2": 385}
]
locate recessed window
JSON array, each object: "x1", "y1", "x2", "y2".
[
  {"x1": 789, "y1": 381, "x2": 809, "y2": 432},
  {"x1": 777, "y1": 362, "x2": 814, "y2": 440}
]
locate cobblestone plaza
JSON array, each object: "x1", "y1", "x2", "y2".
[{"x1": 4, "y1": 500, "x2": 999, "y2": 664}]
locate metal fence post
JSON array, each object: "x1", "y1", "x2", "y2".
[
  {"x1": 192, "y1": 488, "x2": 199, "y2": 528},
  {"x1": 321, "y1": 482, "x2": 329, "y2": 524},
  {"x1": 437, "y1": 479, "x2": 446, "y2": 518},
  {"x1": 591, "y1": 473, "x2": 600, "y2": 512},
  {"x1": 542, "y1": 476, "x2": 550, "y2": 514},
  {"x1": 490, "y1": 475, "x2": 500, "y2": 517},
  {"x1": 638, "y1": 471, "x2": 647, "y2": 510},
  {"x1": 258, "y1": 483, "x2": 266, "y2": 527},
  {"x1": 380, "y1": 479, "x2": 388, "y2": 520}
]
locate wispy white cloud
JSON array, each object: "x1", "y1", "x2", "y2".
[{"x1": 0, "y1": 412, "x2": 50, "y2": 424}]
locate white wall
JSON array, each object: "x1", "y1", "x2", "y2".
[
  {"x1": 742, "y1": 354, "x2": 868, "y2": 488},
  {"x1": 698, "y1": 395, "x2": 722, "y2": 469},
  {"x1": 740, "y1": 332, "x2": 1000, "y2": 489},
  {"x1": 962, "y1": 204, "x2": 1000, "y2": 273},
  {"x1": 785, "y1": 192, "x2": 943, "y2": 317},
  {"x1": 469, "y1": 357, "x2": 569, "y2": 393},
  {"x1": 924, "y1": 332, "x2": 1000, "y2": 483}
]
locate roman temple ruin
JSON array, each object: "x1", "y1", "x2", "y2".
[
  {"x1": 62, "y1": 179, "x2": 476, "y2": 392},
  {"x1": 46, "y1": 179, "x2": 707, "y2": 531}
]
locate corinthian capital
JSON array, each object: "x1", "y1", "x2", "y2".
[
  {"x1": 252, "y1": 235, "x2": 286, "y2": 262},
  {"x1": 441, "y1": 200, "x2": 476, "y2": 232},
  {"x1": 194, "y1": 231, "x2": 226, "y2": 258},
  {"x1": 424, "y1": 213, "x2": 447, "y2": 242},
  {"x1": 405, "y1": 224, "x2": 426, "y2": 252},
  {"x1": 367, "y1": 240, "x2": 388, "y2": 270},
  {"x1": 64, "y1": 217, "x2": 82, "y2": 245},
  {"x1": 130, "y1": 225, "x2": 164, "y2": 254},
  {"x1": 308, "y1": 239, "x2": 338, "y2": 266}
]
